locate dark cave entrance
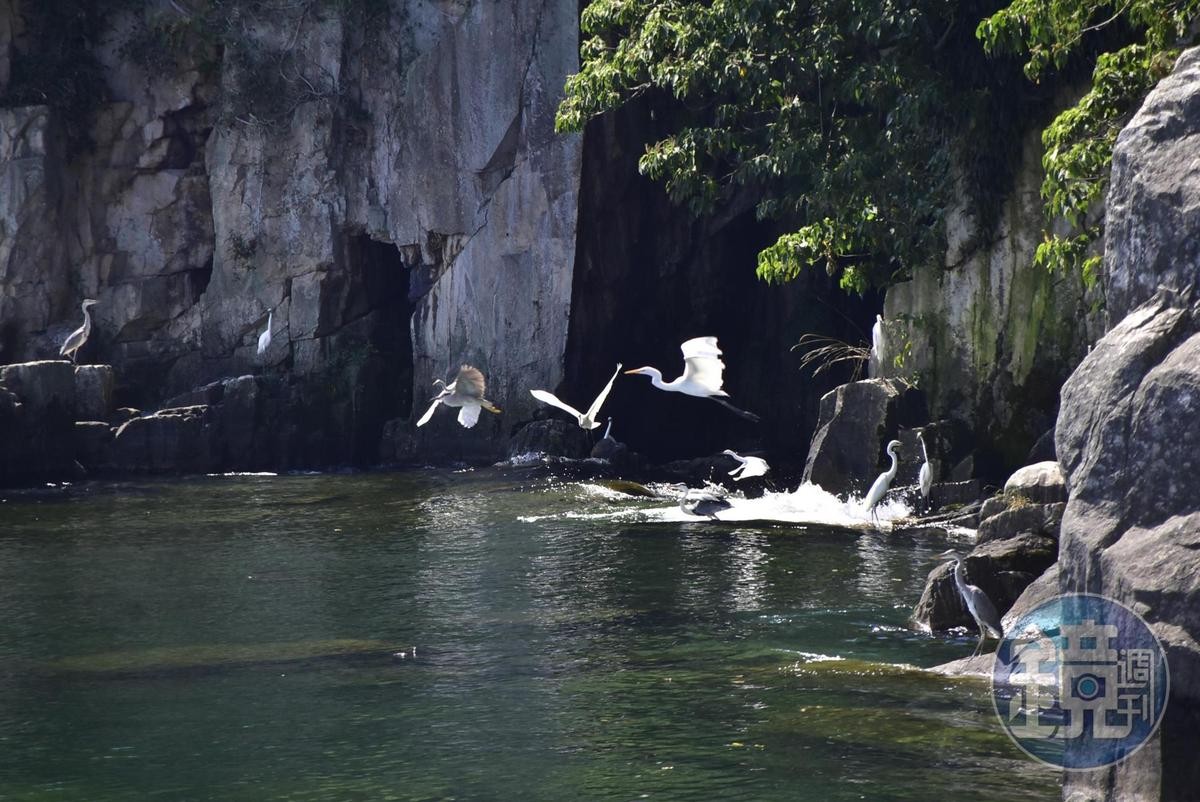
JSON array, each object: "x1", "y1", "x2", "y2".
[{"x1": 338, "y1": 230, "x2": 413, "y2": 466}]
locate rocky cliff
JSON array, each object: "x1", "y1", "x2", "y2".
[
  {"x1": 1053, "y1": 48, "x2": 1200, "y2": 802},
  {"x1": 0, "y1": 0, "x2": 580, "y2": 467},
  {"x1": 880, "y1": 126, "x2": 1102, "y2": 475}
]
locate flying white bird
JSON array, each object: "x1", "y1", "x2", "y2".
[
  {"x1": 59, "y1": 299, "x2": 98, "y2": 364},
  {"x1": 722, "y1": 449, "x2": 769, "y2": 481},
  {"x1": 917, "y1": 431, "x2": 933, "y2": 501},
  {"x1": 869, "y1": 314, "x2": 884, "y2": 378},
  {"x1": 257, "y1": 309, "x2": 273, "y2": 356},
  {"x1": 679, "y1": 487, "x2": 733, "y2": 520},
  {"x1": 864, "y1": 439, "x2": 901, "y2": 520},
  {"x1": 625, "y1": 337, "x2": 760, "y2": 422},
  {"x1": 530, "y1": 363, "x2": 622, "y2": 430},
  {"x1": 416, "y1": 365, "x2": 502, "y2": 429}
]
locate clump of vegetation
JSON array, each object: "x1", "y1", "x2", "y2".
[
  {"x1": 557, "y1": 0, "x2": 1196, "y2": 293},
  {"x1": 978, "y1": 0, "x2": 1195, "y2": 287},
  {"x1": 791, "y1": 334, "x2": 870, "y2": 381}
]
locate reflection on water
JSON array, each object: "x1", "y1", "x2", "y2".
[{"x1": 0, "y1": 471, "x2": 1058, "y2": 801}]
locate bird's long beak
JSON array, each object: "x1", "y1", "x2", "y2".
[
  {"x1": 624, "y1": 368, "x2": 644, "y2": 375},
  {"x1": 933, "y1": 549, "x2": 958, "y2": 562}
]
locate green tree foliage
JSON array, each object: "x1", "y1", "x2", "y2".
[
  {"x1": 978, "y1": 0, "x2": 1196, "y2": 284},
  {"x1": 557, "y1": 0, "x2": 1000, "y2": 293}
]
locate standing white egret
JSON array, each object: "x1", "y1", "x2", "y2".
[
  {"x1": 864, "y1": 439, "x2": 901, "y2": 520},
  {"x1": 415, "y1": 365, "x2": 502, "y2": 428},
  {"x1": 257, "y1": 309, "x2": 273, "y2": 356},
  {"x1": 938, "y1": 550, "x2": 1003, "y2": 655},
  {"x1": 722, "y1": 449, "x2": 769, "y2": 481},
  {"x1": 917, "y1": 431, "x2": 933, "y2": 502},
  {"x1": 869, "y1": 314, "x2": 884, "y2": 378},
  {"x1": 530, "y1": 363, "x2": 622, "y2": 430},
  {"x1": 679, "y1": 487, "x2": 732, "y2": 520},
  {"x1": 625, "y1": 337, "x2": 760, "y2": 422},
  {"x1": 601, "y1": 418, "x2": 614, "y2": 441},
  {"x1": 59, "y1": 299, "x2": 99, "y2": 364}
]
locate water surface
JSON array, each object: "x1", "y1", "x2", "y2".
[{"x1": 0, "y1": 471, "x2": 1058, "y2": 800}]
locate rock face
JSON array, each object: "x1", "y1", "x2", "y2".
[
  {"x1": 0, "y1": 0, "x2": 581, "y2": 465},
  {"x1": 881, "y1": 126, "x2": 1100, "y2": 474},
  {"x1": 1056, "y1": 48, "x2": 1200, "y2": 801},
  {"x1": 0, "y1": 361, "x2": 78, "y2": 483},
  {"x1": 1103, "y1": 48, "x2": 1200, "y2": 327},
  {"x1": 801, "y1": 378, "x2": 927, "y2": 495}
]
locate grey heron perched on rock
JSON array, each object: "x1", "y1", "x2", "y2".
[
  {"x1": 257, "y1": 309, "x2": 273, "y2": 356},
  {"x1": 416, "y1": 365, "x2": 502, "y2": 429},
  {"x1": 625, "y1": 336, "x2": 760, "y2": 422},
  {"x1": 863, "y1": 439, "x2": 901, "y2": 520},
  {"x1": 679, "y1": 487, "x2": 733, "y2": 520},
  {"x1": 722, "y1": 449, "x2": 769, "y2": 481},
  {"x1": 59, "y1": 299, "x2": 98, "y2": 364},
  {"x1": 938, "y1": 549, "x2": 1003, "y2": 655},
  {"x1": 917, "y1": 431, "x2": 933, "y2": 502},
  {"x1": 530, "y1": 363, "x2": 622, "y2": 430}
]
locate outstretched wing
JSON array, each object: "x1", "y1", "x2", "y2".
[
  {"x1": 531, "y1": 389, "x2": 585, "y2": 422},
  {"x1": 454, "y1": 365, "x2": 487, "y2": 400},
  {"x1": 457, "y1": 403, "x2": 482, "y2": 428},
  {"x1": 679, "y1": 337, "x2": 726, "y2": 395},
  {"x1": 415, "y1": 398, "x2": 441, "y2": 427},
  {"x1": 584, "y1": 362, "x2": 623, "y2": 422}
]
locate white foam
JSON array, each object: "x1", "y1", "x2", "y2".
[{"x1": 521, "y1": 480, "x2": 913, "y2": 530}]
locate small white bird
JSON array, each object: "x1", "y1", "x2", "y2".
[
  {"x1": 869, "y1": 314, "x2": 884, "y2": 378},
  {"x1": 722, "y1": 449, "x2": 769, "y2": 481},
  {"x1": 530, "y1": 363, "x2": 622, "y2": 430},
  {"x1": 59, "y1": 299, "x2": 99, "y2": 363},
  {"x1": 625, "y1": 336, "x2": 760, "y2": 422},
  {"x1": 864, "y1": 439, "x2": 902, "y2": 520},
  {"x1": 257, "y1": 309, "x2": 273, "y2": 356},
  {"x1": 416, "y1": 365, "x2": 502, "y2": 428},
  {"x1": 917, "y1": 431, "x2": 933, "y2": 501},
  {"x1": 680, "y1": 487, "x2": 733, "y2": 520}
]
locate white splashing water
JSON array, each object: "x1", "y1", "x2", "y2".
[{"x1": 521, "y1": 480, "x2": 913, "y2": 531}]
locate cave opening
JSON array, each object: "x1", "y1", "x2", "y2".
[{"x1": 338, "y1": 230, "x2": 413, "y2": 466}]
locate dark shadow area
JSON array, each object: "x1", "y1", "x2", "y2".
[{"x1": 565, "y1": 100, "x2": 876, "y2": 466}]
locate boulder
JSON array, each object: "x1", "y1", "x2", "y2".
[
  {"x1": 912, "y1": 533, "x2": 1057, "y2": 632},
  {"x1": 976, "y1": 501, "x2": 1065, "y2": 544},
  {"x1": 0, "y1": 361, "x2": 75, "y2": 417},
  {"x1": 74, "y1": 421, "x2": 113, "y2": 470},
  {"x1": 74, "y1": 365, "x2": 114, "y2": 420},
  {"x1": 109, "y1": 406, "x2": 218, "y2": 474},
  {"x1": 1002, "y1": 460, "x2": 1066, "y2": 503},
  {"x1": 802, "y1": 378, "x2": 927, "y2": 495},
  {"x1": 0, "y1": 361, "x2": 78, "y2": 485},
  {"x1": 1000, "y1": 563, "x2": 1061, "y2": 633},
  {"x1": 506, "y1": 419, "x2": 592, "y2": 459}
]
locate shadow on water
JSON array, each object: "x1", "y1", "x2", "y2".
[{"x1": 0, "y1": 470, "x2": 1059, "y2": 801}]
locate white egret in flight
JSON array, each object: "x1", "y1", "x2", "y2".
[
  {"x1": 869, "y1": 314, "x2": 884, "y2": 378},
  {"x1": 679, "y1": 487, "x2": 732, "y2": 520},
  {"x1": 864, "y1": 439, "x2": 901, "y2": 520},
  {"x1": 917, "y1": 431, "x2": 933, "y2": 501},
  {"x1": 530, "y1": 363, "x2": 622, "y2": 430},
  {"x1": 937, "y1": 550, "x2": 1003, "y2": 655},
  {"x1": 722, "y1": 449, "x2": 769, "y2": 481},
  {"x1": 59, "y1": 299, "x2": 98, "y2": 363},
  {"x1": 625, "y1": 337, "x2": 760, "y2": 422},
  {"x1": 257, "y1": 309, "x2": 273, "y2": 356},
  {"x1": 415, "y1": 365, "x2": 502, "y2": 428}
]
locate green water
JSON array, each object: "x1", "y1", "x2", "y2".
[{"x1": 0, "y1": 471, "x2": 1058, "y2": 801}]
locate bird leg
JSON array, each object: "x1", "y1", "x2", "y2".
[{"x1": 708, "y1": 396, "x2": 761, "y2": 423}]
